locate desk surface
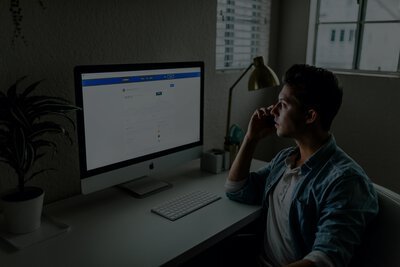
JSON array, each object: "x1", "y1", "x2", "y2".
[{"x1": 0, "y1": 159, "x2": 265, "y2": 267}]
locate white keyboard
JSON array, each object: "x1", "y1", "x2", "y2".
[{"x1": 151, "y1": 190, "x2": 221, "y2": 221}]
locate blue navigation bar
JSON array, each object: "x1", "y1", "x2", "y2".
[{"x1": 82, "y1": 72, "x2": 200, "y2": 87}]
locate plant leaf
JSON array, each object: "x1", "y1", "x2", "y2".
[
  {"x1": 0, "y1": 155, "x2": 18, "y2": 171},
  {"x1": 10, "y1": 105, "x2": 31, "y2": 130},
  {"x1": 30, "y1": 122, "x2": 73, "y2": 144},
  {"x1": 25, "y1": 168, "x2": 56, "y2": 183},
  {"x1": 25, "y1": 94, "x2": 71, "y2": 104},
  {"x1": 0, "y1": 119, "x2": 11, "y2": 127},
  {"x1": 32, "y1": 140, "x2": 58, "y2": 159},
  {"x1": 24, "y1": 96, "x2": 71, "y2": 111},
  {"x1": 0, "y1": 157, "x2": 12, "y2": 165},
  {"x1": 28, "y1": 103, "x2": 80, "y2": 119},
  {"x1": 25, "y1": 99, "x2": 80, "y2": 126},
  {"x1": 33, "y1": 139, "x2": 58, "y2": 150},
  {"x1": 22, "y1": 142, "x2": 36, "y2": 175},
  {"x1": 20, "y1": 80, "x2": 43, "y2": 98},
  {"x1": 30, "y1": 121, "x2": 65, "y2": 137},
  {"x1": 33, "y1": 152, "x2": 47, "y2": 163},
  {"x1": 1, "y1": 77, "x2": 80, "y2": 186},
  {"x1": 6, "y1": 76, "x2": 27, "y2": 98},
  {"x1": 12, "y1": 127, "x2": 27, "y2": 170},
  {"x1": 35, "y1": 111, "x2": 77, "y2": 131}
]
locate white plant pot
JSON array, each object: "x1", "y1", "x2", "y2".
[{"x1": 1, "y1": 186, "x2": 44, "y2": 234}]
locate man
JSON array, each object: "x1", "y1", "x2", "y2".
[{"x1": 225, "y1": 64, "x2": 378, "y2": 267}]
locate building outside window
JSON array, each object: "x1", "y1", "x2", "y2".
[
  {"x1": 307, "y1": 0, "x2": 400, "y2": 74},
  {"x1": 216, "y1": 0, "x2": 272, "y2": 70}
]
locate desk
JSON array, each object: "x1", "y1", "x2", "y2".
[{"x1": 0, "y1": 159, "x2": 265, "y2": 267}]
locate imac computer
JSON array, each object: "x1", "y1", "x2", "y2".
[{"x1": 74, "y1": 61, "x2": 204, "y2": 196}]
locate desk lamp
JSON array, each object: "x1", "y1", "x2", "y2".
[{"x1": 224, "y1": 56, "x2": 280, "y2": 162}]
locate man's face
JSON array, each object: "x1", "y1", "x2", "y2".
[{"x1": 271, "y1": 85, "x2": 307, "y2": 138}]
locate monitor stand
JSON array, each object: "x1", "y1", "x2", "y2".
[{"x1": 118, "y1": 177, "x2": 172, "y2": 198}]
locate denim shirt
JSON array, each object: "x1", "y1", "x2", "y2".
[{"x1": 226, "y1": 136, "x2": 379, "y2": 266}]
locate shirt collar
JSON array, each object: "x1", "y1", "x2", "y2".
[
  {"x1": 284, "y1": 152, "x2": 301, "y2": 174},
  {"x1": 287, "y1": 135, "x2": 337, "y2": 175}
]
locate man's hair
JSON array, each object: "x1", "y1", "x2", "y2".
[{"x1": 283, "y1": 64, "x2": 343, "y2": 131}]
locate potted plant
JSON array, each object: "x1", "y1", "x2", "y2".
[{"x1": 0, "y1": 76, "x2": 79, "y2": 234}]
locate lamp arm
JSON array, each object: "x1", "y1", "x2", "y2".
[{"x1": 225, "y1": 63, "x2": 254, "y2": 140}]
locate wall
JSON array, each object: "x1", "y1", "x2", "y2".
[
  {"x1": 0, "y1": 0, "x2": 277, "y2": 203},
  {"x1": 273, "y1": 0, "x2": 400, "y2": 193},
  {"x1": 334, "y1": 75, "x2": 400, "y2": 193}
]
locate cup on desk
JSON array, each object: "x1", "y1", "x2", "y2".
[{"x1": 201, "y1": 149, "x2": 230, "y2": 173}]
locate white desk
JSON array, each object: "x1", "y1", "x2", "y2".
[{"x1": 0, "y1": 159, "x2": 265, "y2": 267}]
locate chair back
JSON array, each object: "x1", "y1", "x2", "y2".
[{"x1": 360, "y1": 184, "x2": 400, "y2": 267}]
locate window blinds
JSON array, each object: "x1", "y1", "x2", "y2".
[{"x1": 216, "y1": 0, "x2": 271, "y2": 70}]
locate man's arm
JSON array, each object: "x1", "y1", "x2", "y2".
[
  {"x1": 228, "y1": 135, "x2": 258, "y2": 182},
  {"x1": 311, "y1": 176, "x2": 378, "y2": 266},
  {"x1": 227, "y1": 107, "x2": 275, "y2": 182}
]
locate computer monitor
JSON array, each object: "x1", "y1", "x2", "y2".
[{"x1": 74, "y1": 61, "x2": 204, "y2": 196}]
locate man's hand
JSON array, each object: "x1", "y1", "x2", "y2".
[
  {"x1": 227, "y1": 106, "x2": 276, "y2": 182},
  {"x1": 245, "y1": 106, "x2": 276, "y2": 142}
]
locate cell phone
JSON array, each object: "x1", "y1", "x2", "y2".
[{"x1": 265, "y1": 115, "x2": 275, "y2": 127}]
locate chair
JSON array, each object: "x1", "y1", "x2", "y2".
[{"x1": 360, "y1": 184, "x2": 400, "y2": 267}]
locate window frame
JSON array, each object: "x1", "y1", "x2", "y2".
[{"x1": 306, "y1": 0, "x2": 400, "y2": 78}]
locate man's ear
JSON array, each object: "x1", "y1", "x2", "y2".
[{"x1": 305, "y1": 109, "x2": 318, "y2": 124}]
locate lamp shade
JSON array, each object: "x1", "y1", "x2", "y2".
[{"x1": 248, "y1": 56, "x2": 280, "y2": 91}]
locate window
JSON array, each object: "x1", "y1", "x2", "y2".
[
  {"x1": 339, "y1": 29, "x2": 345, "y2": 42},
  {"x1": 330, "y1": 29, "x2": 336, "y2": 41},
  {"x1": 216, "y1": 0, "x2": 272, "y2": 70},
  {"x1": 307, "y1": 0, "x2": 400, "y2": 74}
]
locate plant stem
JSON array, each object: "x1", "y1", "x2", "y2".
[{"x1": 17, "y1": 171, "x2": 24, "y2": 192}]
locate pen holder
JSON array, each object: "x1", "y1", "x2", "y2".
[{"x1": 201, "y1": 149, "x2": 230, "y2": 173}]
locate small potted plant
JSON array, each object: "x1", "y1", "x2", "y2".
[{"x1": 0, "y1": 76, "x2": 79, "y2": 234}]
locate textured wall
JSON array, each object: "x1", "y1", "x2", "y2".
[{"x1": 0, "y1": 0, "x2": 277, "y2": 202}]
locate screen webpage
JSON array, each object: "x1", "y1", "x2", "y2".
[{"x1": 81, "y1": 67, "x2": 201, "y2": 171}]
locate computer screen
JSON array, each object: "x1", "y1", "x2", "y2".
[{"x1": 74, "y1": 61, "x2": 204, "y2": 195}]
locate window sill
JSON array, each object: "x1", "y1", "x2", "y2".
[{"x1": 330, "y1": 69, "x2": 400, "y2": 79}]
